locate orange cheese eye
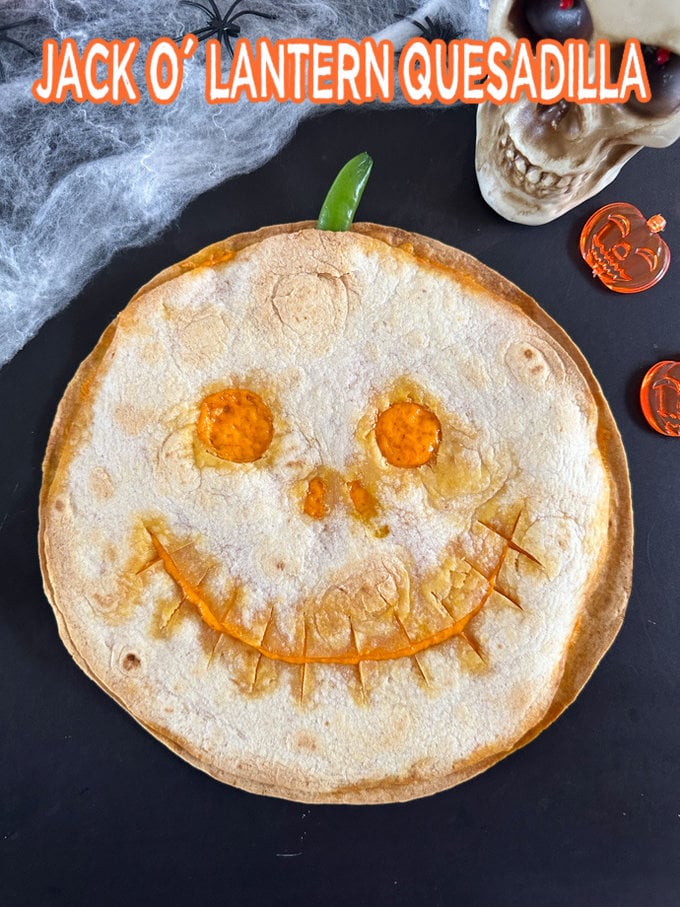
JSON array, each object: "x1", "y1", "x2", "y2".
[
  {"x1": 197, "y1": 388, "x2": 274, "y2": 463},
  {"x1": 375, "y1": 402, "x2": 442, "y2": 468}
]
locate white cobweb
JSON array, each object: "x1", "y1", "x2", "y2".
[{"x1": 0, "y1": 0, "x2": 488, "y2": 366}]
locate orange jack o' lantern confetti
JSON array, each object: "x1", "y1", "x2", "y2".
[{"x1": 640, "y1": 361, "x2": 680, "y2": 436}]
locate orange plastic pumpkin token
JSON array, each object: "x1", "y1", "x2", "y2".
[
  {"x1": 640, "y1": 360, "x2": 680, "y2": 436},
  {"x1": 580, "y1": 203, "x2": 670, "y2": 293}
]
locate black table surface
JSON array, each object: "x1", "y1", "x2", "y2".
[{"x1": 2, "y1": 104, "x2": 680, "y2": 906}]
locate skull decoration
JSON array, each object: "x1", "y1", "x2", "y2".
[
  {"x1": 580, "y1": 203, "x2": 670, "y2": 292},
  {"x1": 476, "y1": 0, "x2": 680, "y2": 224}
]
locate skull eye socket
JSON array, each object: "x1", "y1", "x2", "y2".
[
  {"x1": 618, "y1": 44, "x2": 680, "y2": 117},
  {"x1": 197, "y1": 388, "x2": 274, "y2": 463},
  {"x1": 521, "y1": 0, "x2": 593, "y2": 42},
  {"x1": 375, "y1": 402, "x2": 442, "y2": 468}
]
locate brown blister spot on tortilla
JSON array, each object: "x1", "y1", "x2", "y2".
[
  {"x1": 262, "y1": 270, "x2": 349, "y2": 356},
  {"x1": 100, "y1": 577, "x2": 148, "y2": 626},
  {"x1": 506, "y1": 341, "x2": 550, "y2": 387},
  {"x1": 122, "y1": 652, "x2": 141, "y2": 671},
  {"x1": 171, "y1": 307, "x2": 231, "y2": 369},
  {"x1": 292, "y1": 732, "x2": 318, "y2": 753},
  {"x1": 90, "y1": 591, "x2": 119, "y2": 614},
  {"x1": 114, "y1": 404, "x2": 154, "y2": 438},
  {"x1": 89, "y1": 467, "x2": 114, "y2": 501},
  {"x1": 140, "y1": 341, "x2": 162, "y2": 365},
  {"x1": 380, "y1": 705, "x2": 414, "y2": 749}
]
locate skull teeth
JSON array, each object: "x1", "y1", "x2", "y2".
[{"x1": 497, "y1": 129, "x2": 583, "y2": 198}]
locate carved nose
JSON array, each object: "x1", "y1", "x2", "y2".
[
  {"x1": 303, "y1": 475, "x2": 329, "y2": 519},
  {"x1": 301, "y1": 473, "x2": 379, "y2": 521}
]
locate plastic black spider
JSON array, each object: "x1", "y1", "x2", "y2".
[
  {"x1": 0, "y1": 17, "x2": 38, "y2": 82},
  {"x1": 400, "y1": 15, "x2": 463, "y2": 43},
  {"x1": 180, "y1": 0, "x2": 276, "y2": 57}
]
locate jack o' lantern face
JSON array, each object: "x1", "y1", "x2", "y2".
[
  {"x1": 143, "y1": 376, "x2": 536, "y2": 687},
  {"x1": 640, "y1": 360, "x2": 680, "y2": 435},
  {"x1": 116, "y1": 228, "x2": 608, "y2": 703},
  {"x1": 580, "y1": 202, "x2": 670, "y2": 293},
  {"x1": 40, "y1": 226, "x2": 626, "y2": 800}
]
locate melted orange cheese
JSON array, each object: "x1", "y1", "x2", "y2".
[
  {"x1": 303, "y1": 477, "x2": 328, "y2": 519},
  {"x1": 197, "y1": 388, "x2": 273, "y2": 463},
  {"x1": 347, "y1": 480, "x2": 378, "y2": 518},
  {"x1": 147, "y1": 529, "x2": 502, "y2": 666},
  {"x1": 375, "y1": 402, "x2": 441, "y2": 468}
]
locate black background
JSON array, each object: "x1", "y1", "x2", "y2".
[{"x1": 2, "y1": 103, "x2": 680, "y2": 905}]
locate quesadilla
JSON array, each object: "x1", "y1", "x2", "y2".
[{"x1": 40, "y1": 222, "x2": 633, "y2": 803}]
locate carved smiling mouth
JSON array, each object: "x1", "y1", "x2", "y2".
[
  {"x1": 497, "y1": 128, "x2": 587, "y2": 199},
  {"x1": 141, "y1": 512, "x2": 542, "y2": 694}
]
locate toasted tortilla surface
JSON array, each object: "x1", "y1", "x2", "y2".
[{"x1": 40, "y1": 223, "x2": 632, "y2": 803}]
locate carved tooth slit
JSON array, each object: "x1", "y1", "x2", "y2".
[
  {"x1": 135, "y1": 554, "x2": 161, "y2": 575},
  {"x1": 259, "y1": 604, "x2": 275, "y2": 647},
  {"x1": 250, "y1": 652, "x2": 263, "y2": 692},
  {"x1": 160, "y1": 595, "x2": 187, "y2": 629},
  {"x1": 412, "y1": 653, "x2": 430, "y2": 686},
  {"x1": 494, "y1": 586, "x2": 524, "y2": 611},
  {"x1": 299, "y1": 621, "x2": 308, "y2": 703},
  {"x1": 428, "y1": 588, "x2": 455, "y2": 622},
  {"x1": 208, "y1": 634, "x2": 225, "y2": 667},
  {"x1": 477, "y1": 516, "x2": 544, "y2": 569},
  {"x1": 462, "y1": 631, "x2": 484, "y2": 661}
]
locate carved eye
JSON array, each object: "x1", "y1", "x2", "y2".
[
  {"x1": 626, "y1": 45, "x2": 680, "y2": 117},
  {"x1": 523, "y1": 0, "x2": 593, "y2": 42},
  {"x1": 375, "y1": 401, "x2": 442, "y2": 468},
  {"x1": 197, "y1": 388, "x2": 274, "y2": 462}
]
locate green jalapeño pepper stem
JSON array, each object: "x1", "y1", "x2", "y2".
[{"x1": 317, "y1": 152, "x2": 373, "y2": 232}]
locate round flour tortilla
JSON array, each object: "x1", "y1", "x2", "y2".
[{"x1": 40, "y1": 222, "x2": 632, "y2": 804}]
